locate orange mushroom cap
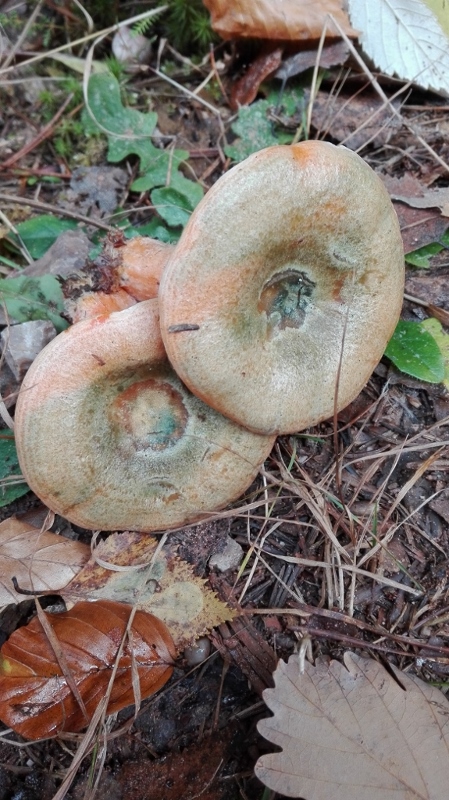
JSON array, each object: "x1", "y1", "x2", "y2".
[
  {"x1": 118, "y1": 236, "x2": 175, "y2": 301},
  {"x1": 65, "y1": 236, "x2": 175, "y2": 323},
  {"x1": 14, "y1": 300, "x2": 274, "y2": 532},
  {"x1": 68, "y1": 288, "x2": 137, "y2": 323},
  {"x1": 159, "y1": 141, "x2": 405, "y2": 435}
]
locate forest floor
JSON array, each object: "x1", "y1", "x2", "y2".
[{"x1": 1, "y1": 4, "x2": 449, "y2": 800}]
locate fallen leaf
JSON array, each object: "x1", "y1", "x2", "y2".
[
  {"x1": 0, "y1": 517, "x2": 90, "y2": 607},
  {"x1": 385, "y1": 319, "x2": 445, "y2": 383},
  {"x1": 0, "y1": 599, "x2": 175, "y2": 739},
  {"x1": 348, "y1": 0, "x2": 449, "y2": 95},
  {"x1": 256, "y1": 652, "x2": 449, "y2": 799},
  {"x1": 381, "y1": 174, "x2": 449, "y2": 252},
  {"x1": 391, "y1": 187, "x2": 449, "y2": 217},
  {"x1": 275, "y1": 40, "x2": 350, "y2": 81},
  {"x1": 231, "y1": 46, "x2": 283, "y2": 109},
  {"x1": 62, "y1": 532, "x2": 234, "y2": 650},
  {"x1": 203, "y1": 0, "x2": 356, "y2": 41},
  {"x1": 421, "y1": 317, "x2": 449, "y2": 389}
]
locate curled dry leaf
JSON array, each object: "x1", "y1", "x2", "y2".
[
  {"x1": 203, "y1": 0, "x2": 356, "y2": 40},
  {"x1": 0, "y1": 516, "x2": 90, "y2": 607},
  {"x1": 256, "y1": 651, "x2": 449, "y2": 799},
  {"x1": 0, "y1": 599, "x2": 175, "y2": 740}
]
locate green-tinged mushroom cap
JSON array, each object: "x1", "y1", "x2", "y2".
[
  {"x1": 159, "y1": 141, "x2": 405, "y2": 435},
  {"x1": 14, "y1": 300, "x2": 274, "y2": 531}
]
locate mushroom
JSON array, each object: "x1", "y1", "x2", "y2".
[
  {"x1": 14, "y1": 300, "x2": 275, "y2": 532},
  {"x1": 159, "y1": 141, "x2": 404, "y2": 435},
  {"x1": 67, "y1": 236, "x2": 175, "y2": 323},
  {"x1": 117, "y1": 235, "x2": 175, "y2": 302}
]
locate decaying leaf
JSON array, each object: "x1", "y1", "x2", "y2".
[
  {"x1": 275, "y1": 40, "x2": 350, "y2": 81},
  {"x1": 0, "y1": 516, "x2": 90, "y2": 607},
  {"x1": 62, "y1": 532, "x2": 234, "y2": 650},
  {"x1": 231, "y1": 46, "x2": 283, "y2": 108},
  {"x1": 348, "y1": 0, "x2": 449, "y2": 96},
  {"x1": 203, "y1": 0, "x2": 356, "y2": 41},
  {"x1": 256, "y1": 651, "x2": 449, "y2": 799},
  {"x1": 0, "y1": 599, "x2": 175, "y2": 740},
  {"x1": 390, "y1": 187, "x2": 449, "y2": 217}
]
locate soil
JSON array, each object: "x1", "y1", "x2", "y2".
[{"x1": 1, "y1": 5, "x2": 449, "y2": 800}]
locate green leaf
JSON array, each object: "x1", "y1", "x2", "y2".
[
  {"x1": 0, "y1": 275, "x2": 68, "y2": 332},
  {"x1": 125, "y1": 221, "x2": 180, "y2": 243},
  {"x1": 0, "y1": 438, "x2": 29, "y2": 507},
  {"x1": 150, "y1": 187, "x2": 192, "y2": 227},
  {"x1": 421, "y1": 317, "x2": 449, "y2": 390},
  {"x1": 130, "y1": 149, "x2": 190, "y2": 192},
  {"x1": 385, "y1": 319, "x2": 445, "y2": 383},
  {"x1": 225, "y1": 99, "x2": 282, "y2": 163},
  {"x1": 86, "y1": 72, "x2": 160, "y2": 170},
  {"x1": 12, "y1": 216, "x2": 77, "y2": 259},
  {"x1": 85, "y1": 73, "x2": 203, "y2": 227},
  {"x1": 151, "y1": 177, "x2": 203, "y2": 227},
  {"x1": 405, "y1": 241, "x2": 443, "y2": 268}
]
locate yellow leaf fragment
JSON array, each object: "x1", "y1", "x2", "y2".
[
  {"x1": 421, "y1": 317, "x2": 449, "y2": 389},
  {"x1": 62, "y1": 531, "x2": 234, "y2": 650}
]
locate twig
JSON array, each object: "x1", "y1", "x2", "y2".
[{"x1": 0, "y1": 194, "x2": 113, "y2": 231}]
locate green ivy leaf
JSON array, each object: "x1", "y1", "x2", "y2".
[
  {"x1": 0, "y1": 275, "x2": 68, "y2": 332},
  {"x1": 12, "y1": 216, "x2": 77, "y2": 259},
  {"x1": 385, "y1": 319, "x2": 445, "y2": 383},
  {"x1": 151, "y1": 187, "x2": 194, "y2": 227},
  {"x1": 130, "y1": 150, "x2": 190, "y2": 192},
  {"x1": 86, "y1": 73, "x2": 158, "y2": 167},
  {"x1": 86, "y1": 73, "x2": 203, "y2": 223},
  {"x1": 151, "y1": 176, "x2": 204, "y2": 227},
  {"x1": 0, "y1": 438, "x2": 29, "y2": 507},
  {"x1": 225, "y1": 99, "x2": 282, "y2": 163}
]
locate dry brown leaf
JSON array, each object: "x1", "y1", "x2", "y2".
[
  {"x1": 0, "y1": 599, "x2": 175, "y2": 739},
  {"x1": 391, "y1": 187, "x2": 449, "y2": 217},
  {"x1": 276, "y1": 40, "x2": 350, "y2": 81},
  {"x1": 256, "y1": 651, "x2": 449, "y2": 799},
  {"x1": 202, "y1": 0, "x2": 356, "y2": 41},
  {"x1": 62, "y1": 532, "x2": 234, "y2": 650},
  {"x1": 0, "y1": 517, "x2": 90, "y2": 607}
]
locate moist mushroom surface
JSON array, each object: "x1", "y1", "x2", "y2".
[
  {"x1": 14, "y1": 300, "x2": 275, "y2": 531},
  {"x1": 159, "y1": 141, "x2": 405, "y2": 435}
]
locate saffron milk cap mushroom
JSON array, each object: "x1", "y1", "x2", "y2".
[
  {"x1": 159, "y1": 141, "x2": 404, "y2": 435},
  {"x1": 14, "y1": 300, "x2": 275, "y2": 532}
]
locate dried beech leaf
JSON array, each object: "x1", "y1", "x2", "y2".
[
  {"x1": 62, "y1": 532, "x2": 234, "y2": 649},
  {"x1": 0, "y1": 517, "x2": 90, "y2": 607},
  {"x1": 203, "y1": 0, "x2": 356, "y2": 41},
  {"x1": 0, "y1": 599, "x2": 175, "y2": 740},
  {"x1": 256, "y1": 652, "x2": 449, "y2": 799}
]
